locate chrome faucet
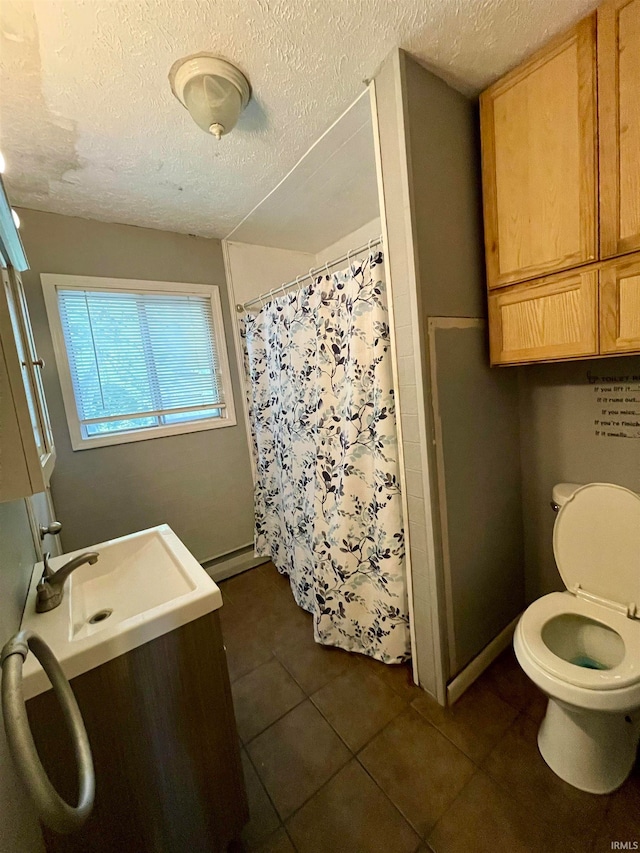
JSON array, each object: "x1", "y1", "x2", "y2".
[{"x1": 36, "y1": 551, "x2": 100, "y2": 613}]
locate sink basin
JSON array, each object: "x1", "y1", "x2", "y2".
[{"x1": 21, "y1": 525, "x2": 222, "y2": 700}]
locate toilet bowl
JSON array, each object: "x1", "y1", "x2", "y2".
[{"x1": 514, "y1": 482, "x2": 640, "y2": 794}]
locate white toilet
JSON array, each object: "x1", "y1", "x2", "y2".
[{"x1": 514, "y1": 482, "x2": 640, "y2": 794}]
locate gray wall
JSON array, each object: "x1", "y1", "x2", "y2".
[
  {"x1": 17, "y1": 208, "x2": 255, "y2": 562},
  {"x1": 400, "y1": 53, "x2": 521, "y2": 684},
  {"x1": 374, "y1": 50, "x2": 517, "y2": 698},
  {"x1": 431, "y1": 323, "x2": 523, "y2": 676},
  {"x1": 519, "y1": 355, "x2": 640, "y2": 603},
  {"x1": 0, "y1": 500, "x2": 45, "y2": 852},
  {"x1": 403, "y1": 55, "x2": 485, "y2": 320}
]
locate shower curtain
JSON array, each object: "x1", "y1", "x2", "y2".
[{"x1": 241, "y1": 251, "x2": 410, "y2": 663}]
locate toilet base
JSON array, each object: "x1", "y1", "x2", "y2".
[{"x1": 537, "y1": 698, "x2": 639, "y2": 794}]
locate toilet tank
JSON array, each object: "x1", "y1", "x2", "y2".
[{"x1": 552, "y1": 483, "x2": 584, "y2": 510}]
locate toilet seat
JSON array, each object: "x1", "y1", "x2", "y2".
[
  {"x1": 518, "y1": 592, "x2": 640, "y2": 690},
  {"x1": 553, "y1": 482, "x2": 640, "y2": 617}
]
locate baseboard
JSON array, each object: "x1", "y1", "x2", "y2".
[
  {"x1": 446, "y1": 613, "x2": 521, "y2": 706},
  {"x1": 202, "y1": 547, "x2": 269, "y2": 583}
]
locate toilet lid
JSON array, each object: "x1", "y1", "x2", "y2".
[{"x1": 554, "y1": 483, "x2": 640, "y2": 614}]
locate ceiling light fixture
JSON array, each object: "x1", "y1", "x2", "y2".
[{"x1": 169, "y1": 54, "x2": 250, "y2": 140}]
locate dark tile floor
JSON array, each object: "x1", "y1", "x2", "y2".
[{"x1": 220, "y1": 563, "x2": 640, "y2": 853}]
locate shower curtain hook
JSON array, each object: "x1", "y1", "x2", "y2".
[
  {"x1": 309, "y1": 266, "x2": 316, "y2": 286},
  {"x1": 347, "y1": 247, "x2": 353, "y2": 272}
]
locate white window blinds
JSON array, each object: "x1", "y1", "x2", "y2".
[{"x1": 57, "y1": 288, "x2": 225, "y2": 437}]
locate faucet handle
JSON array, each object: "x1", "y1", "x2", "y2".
[{"x1": 42, "y1": 552, "x2": 53, "y2": 579}]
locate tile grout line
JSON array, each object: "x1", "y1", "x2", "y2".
[
  {"x1": 239, "y1": 691, "x2": 308, "y2": 747},
  {"x1": 243, "y1": 673, "x2": 408, "y2": 834},
  {"x1": 309, "y1": 690, "x2": 408, "y2": 754},
  {"x1": 280, "y1": 746, "x2": 422, "y2": 851},
  {"x1": 228, "y1": 655, "x2": 276, "y2": 686},
  {"x1": 408, "y1": 699, "x2": 488, "y2": 769},
  {"x1": 242, "y1": 744, "x2": 289, "y2": 848},
  {"x1": 280, "y1": 751, "x2": 353, "y2": 828},
  {"x1": 351, "y1": 749, "x2": 425, "y2": 846},
  {"x1": 351, "y1": 703, "x2": 483, "y2": 843},
  {"x1": 422, "y1": 764, "x2": 483, "y2": 848}
]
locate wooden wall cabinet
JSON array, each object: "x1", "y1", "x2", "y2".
[
  {"x1": 599, "y1": 0, "x2": 640, "y2": 258},
  {"x1": 489, "y1": 250, "x2": 640, "y2": 364},
  {"x1": 488, "y1": 268, "x2": 599, "y2": 364},
  {"x1": 600, "y1": 253, "x2": 640, "y2": 352},
  {"x1": 481, "y1": 0, "x2": 640, "y2": 364},
  {"x1": 480, "y1": 15, "x2": 598, "y2": 290},
  {"x1": 0, "y1": 266, "x2": 55, "y2": 501}
]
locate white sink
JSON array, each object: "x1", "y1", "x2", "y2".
[{"x1": 21, "y1": 525, "x2": 222, "y2": 700}]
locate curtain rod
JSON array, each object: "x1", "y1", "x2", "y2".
[{"x1": 235, "y1": 235, "x2": 383, "y2": 313}]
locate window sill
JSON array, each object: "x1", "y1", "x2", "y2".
[{"x1": 69, "y1": 414, "x2": 237, "y2": 451}]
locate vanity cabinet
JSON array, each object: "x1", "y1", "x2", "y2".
[
  {"x1": 481, "y1": 0, "x2": 640, "y2": 364},
  {"x1": 26, "y1": 610, "x2": 248, "y2": 853},
  {"x1": 0, "y1": 265, "x2": 55, "y2": 501},
  {"x1": 480, "y1": 15, "x2": 597, "y2": 290}
]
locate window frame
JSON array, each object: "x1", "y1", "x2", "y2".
[{"x1": 41, "y1": 274, "x2": 237, "y2": 450}]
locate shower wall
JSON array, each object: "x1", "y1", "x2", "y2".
[{"x1": 315, "y1": 219, "x2": 382, "y2": 267}]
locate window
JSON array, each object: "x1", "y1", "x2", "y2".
[{"x1": 42, "y1": 275, "x2": 236, "y2": 449}]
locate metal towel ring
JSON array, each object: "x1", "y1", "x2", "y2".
[{"x1": 1, "y1": 630, "x2": 95, "y2": 834}]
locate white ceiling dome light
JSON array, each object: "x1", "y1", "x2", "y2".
[{"x1": 169, "y1": 54, "x2": 250, "y2": 140}]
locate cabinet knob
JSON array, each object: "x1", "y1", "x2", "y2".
[
  {"x1": 39, "y1": 521, "x2": 62, "y2": 540},
  {"x1": 32, "y1": 358, "x2": 45, "y2": 369}
]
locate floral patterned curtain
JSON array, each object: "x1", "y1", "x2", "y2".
[{"x1": 240, "y1": 252, "x2": 410, "y2": 663}]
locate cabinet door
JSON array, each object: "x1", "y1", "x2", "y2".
[
  {"x1": 600, "y1": 253, "x2": 640, "y2": 352},
  {"x1": 598, "y1": 0, "x2": 640, "y2": 258},
  {"x1": 0, "y1": 267, "x2": 54, "y2": 500},
  {"x1": 0, "y1": 325, "x2": 33, "y2": 501},
  {"x1": 488, "y1": 269, "x2": 599, "y2": 365},
  {"x1": 480, "y1": 16, "x2": 597, "y2": 289},
  {"x1": 7, "y1": 268, "x2": 55, "y2": 479}
]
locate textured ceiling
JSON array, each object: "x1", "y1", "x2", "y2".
[
  {"x1": 0, "y1": 0, "x2": 598, "y2": 239},
  {"x1": 229, "y1": 92, "x2": 380, "y2": 252}
]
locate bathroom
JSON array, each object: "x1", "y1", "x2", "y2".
[{"x1": 0, "y1": 1, "x2": 639, "y2": 851}]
